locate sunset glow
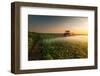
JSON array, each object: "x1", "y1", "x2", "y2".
[{"x1": 28, "y1": 15, "x2": 88, "y2": 35}]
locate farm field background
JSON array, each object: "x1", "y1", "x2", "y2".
[{"x1": 28, "y1": 32, "x2": 88, "y2": 60}]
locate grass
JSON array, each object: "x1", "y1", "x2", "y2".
[
  {"x1": 28, "y1": 32, "x2": 88, "y2": 60},
  {"x1": 41, "y1": 40, "x2": 87, "y2": 60}
]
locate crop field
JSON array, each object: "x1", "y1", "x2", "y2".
[{"x1": 28, "y1": 32, "x2": 88, "y2": 60}]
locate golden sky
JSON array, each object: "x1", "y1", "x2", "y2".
[{"x1": 28, "y1": 15, "x2": 88, "y2": 34}]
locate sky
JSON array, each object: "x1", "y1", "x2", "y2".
[{"x1": 28, "y1": 15, "x2": 88, "y2": 34}]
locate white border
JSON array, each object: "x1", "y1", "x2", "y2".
[{"x1": 20, "y1": 6, "x2": 95, "y2": 70}]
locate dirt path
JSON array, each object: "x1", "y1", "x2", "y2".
[{"x1": 28, "y1": 35, "x2": 42, "y2": 60}]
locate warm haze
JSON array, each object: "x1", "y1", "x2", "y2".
[{"x1": 28, "y1": 15, "x2": 88, "y2": 35}]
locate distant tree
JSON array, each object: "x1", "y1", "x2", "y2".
[{"x1": 64, "y1": 30, "x2": 70, "y2": 36}]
